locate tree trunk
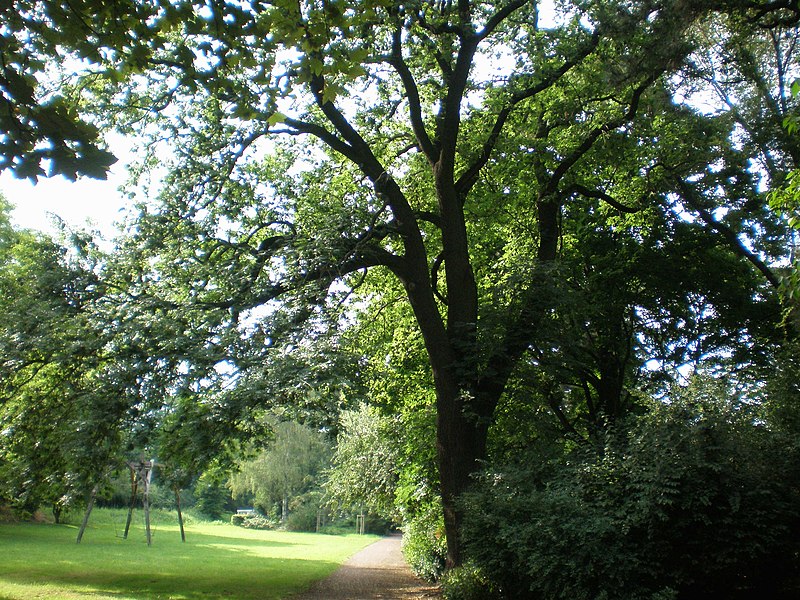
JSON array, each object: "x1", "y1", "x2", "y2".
[
  {"x1": 76, "y1": 485, "x2": 99, "y2": 544},
  {"x1": 435, "y1": 380, "x2": 491, "y2": 568},
  {"x1": 143, "y1": 468, "x2": 152, "y2": 547},
  {"x1": 175, "y1": 487, "x2": 186, "y2": 543},
  {"x1": 124, "y1": 466, "x2": 138, "y2": 539}
]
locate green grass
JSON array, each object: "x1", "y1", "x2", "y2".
[{"x1": 0, "y1": 508, "x2": 379, "y2": 599}]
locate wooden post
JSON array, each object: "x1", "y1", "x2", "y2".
[
  {"x1": 357, "y1": 514, "x2": 365, "y2": 535},
  {"x1": 143, "y1": 461, "x2": 152, "y2": 546},
  {"x1": 123, "y1": 465, "x2": 138, "y2": 539},
  {"x1": 76, "y1": 485, "x2": 99, "y2": 544},
  {"x1": 174, "y1": 487, "x2": 186, "y2": 543}
]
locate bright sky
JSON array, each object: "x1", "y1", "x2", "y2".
[{"x1": 0, "y1": 166, "x2": 130, "y2": 237}]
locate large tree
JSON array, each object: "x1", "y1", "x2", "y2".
[
  {"x1": 0, "y1": 199, "x2": 122, "y2": 518},
  {"x1": 4, "y1": 0, "x2": 797, "y2": 564}
]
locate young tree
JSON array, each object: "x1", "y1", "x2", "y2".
[
  {"x1": 324, "y1": 403, "x2": 401, "y2": 520},
  {"x1": 229, "y1": 421, "x2": 330, "y2": 522}
]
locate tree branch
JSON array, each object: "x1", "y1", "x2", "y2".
[
  {"x1": 568, "y1": 183, "x2": 640, "y2": 213},
  {"x1": 281, "y1": 117, "x2": 356, "y2": 163},
  {"x1": 478, "y1": 0, "x2": 531, "y2": 40},
  {"x1": 543, "y1": 75, "x2": 658, "y2": 197},
  {"x1": 199, "y1": 247, "x2": 407, "y2": 313},
  {"x1": 456, "y1": 32, "x2": 600, "y2": 198},
  {"x1": 675, "y1": 178, "x2": 782, "y2": 289},
  {"x1": 431, "y1": 252, "x2": 448, "y2": 305},
  {"x1": 388, "y1": 23, "x2": 437, "y2": 162}
]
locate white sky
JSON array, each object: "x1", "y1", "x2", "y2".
[
  {"x1": 0, "y1": 165, "x2": 130, "y2": 237},
  {"x1": 0, "y1": 129, "x2": 135, "y2": 237}
]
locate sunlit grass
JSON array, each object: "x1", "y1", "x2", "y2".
[{"x1": 0, "y1": 508, "x2": 378, "y2": 599}]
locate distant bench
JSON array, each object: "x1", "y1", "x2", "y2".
[{"x1": 236, "y1": 509, "x2": 255, "y2": 516}]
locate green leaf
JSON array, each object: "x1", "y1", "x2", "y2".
[
  {"x1": 267, "y1": 112, "x2": 287, "y2": 126},
  {"x1": 309, "y1": 57, "x2": 324, "y2": 76}
]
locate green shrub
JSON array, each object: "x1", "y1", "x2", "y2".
[
  {"x1": 401, "y1": 504, "x2": 447, "y2": 582},
  {"x1": 462, "y1": 382, "x2": 800, "y2": 599},
  {"x1": 230, "y1": 512, "x2": 278, "y2": 530},
  {"x1": 440, "y1": 562, "x2": 502, "y2": 600},
  {"x1": 240, "y1": 514, "x2": 278, "y2": 530},
  {"x1": 193, "y1": 477, "x2": 234, "y2": 521},
  {"x1": 286, "y1": 501, "x2": 320, "y2": 532}
]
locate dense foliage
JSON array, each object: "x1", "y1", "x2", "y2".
[
  {"x1": 229, "y1": 420, "x2": 330, "y2": 522},
  {"x1": 324, "y1": 403, "x2": 401, "y2": 520},
  {"x1": 0, "y1": 200, "x2": 122, "y2": 520},
  {"x1": 458, "y1": 384, "x2": 800, "y2": 599}
]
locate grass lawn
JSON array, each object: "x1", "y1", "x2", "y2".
[{"x1": 0, "y1": 509, "x2": 378, "y2": 599}]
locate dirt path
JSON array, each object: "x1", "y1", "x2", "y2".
[{"x1": 288, "y1": 534, "x2": 441, "y2": 600}]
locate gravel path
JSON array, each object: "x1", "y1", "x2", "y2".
[{"x1": 288, "y1": 534, "x2": 441, "y2": 600}]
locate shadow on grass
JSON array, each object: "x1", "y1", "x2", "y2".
[{"x1": 0, "y1": 524, "x2": 347, "y2": 600}]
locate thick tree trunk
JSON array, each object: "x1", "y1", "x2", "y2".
[
  {"x1": 404, "y1": 270, "x2": 487, "y2": 567},
  {"x1": 434, "y1": 378, "x2": 491, "y2": 568}
]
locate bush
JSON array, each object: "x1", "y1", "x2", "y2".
[
  {"x1": 440, "y1": 562, "x2": 502, "y2": 600},
  {"x1": 461, "y1": 382, "x2": 800, "y2": 599},
  {"x1": 286, "y1": 495, "x2": 322, "y2": 532},
  {"x1": 401, "y1": 503, "x2": 447, "y2": 582},
  {"x1": 230, "y1": 511, "x2": 279, "y2": 530},
  {"x1": 240, "y1": 514, "x2": 279, "y2": 530},
  {"x1": 193, "y1": 477, "x2": 234, "y2": 521}
]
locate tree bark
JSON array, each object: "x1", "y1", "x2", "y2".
[
  {"x1": 76, "y1": 485, "x2": 99, "y2": 544},
  {"x1": 434, "y1": 378, "x2": 491, "y2": 567}
]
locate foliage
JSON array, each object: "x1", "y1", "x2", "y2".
[
  {"x1": 767, "y1": 89, "x2": 800, "y2": 327},
  {"x1": 0, "y1": 0, "x2": 117, "y2": 180},
  {"x1": 401, "y1": 501, "x2": 447, "y2": 583},
  {"x1": 324, "y1": 403, "x2": 400, "y2": 520},
  {"x1": 461, "y1": 379, "x2": 800, "y2": 599},
  {"x1": 285, "y1": 490, "x2": 325, "y2": 532},
  {"x1": 237, "y1": 514, "x2": 280, "y2": 530},
  {"x1": 4, "y1": 0, "x2": 800, "y2": 569},
  {"x1": 193, "y1": 474, "x2": 235, "y2": 521},
  {"x1": 0, "y1": 199, "x2": 125, "y2": 518},
  {"x1": 440, "y1": 562, "x2": 503, "y2": 600},
  {"x1": 228, "y1": 421, "x2": 330, "y2": 522}
]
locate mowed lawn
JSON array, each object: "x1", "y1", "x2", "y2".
[{"x1": 0, "y1": 510, "x2": 378, "y2": 599}]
